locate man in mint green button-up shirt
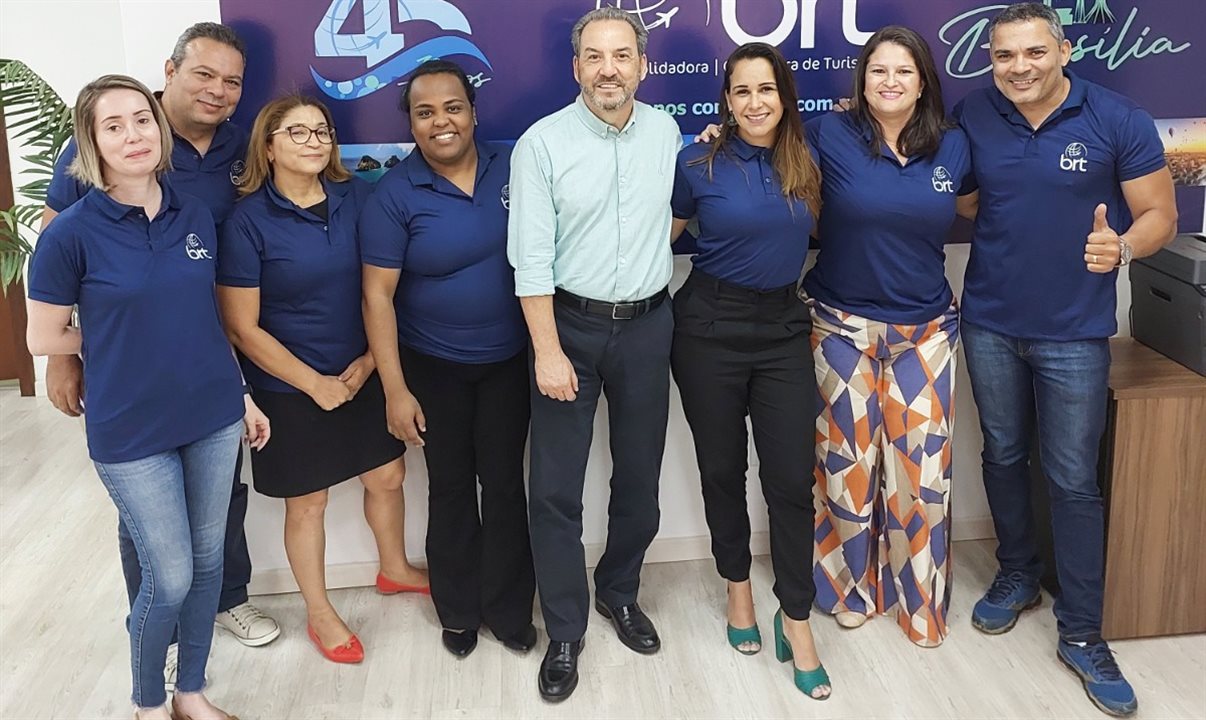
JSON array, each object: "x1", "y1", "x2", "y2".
[
  {"x1": 506, "y1": 6, "x2": 682, "y2": 702},
  {"x1": 507, "y1": 94, "x2": 678, "y2": 302}
]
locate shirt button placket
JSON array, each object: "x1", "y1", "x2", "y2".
[
  {"x1": 135, "y1": 212, "x2": 151, "y2": 248},
  {"x1": 615, "y1": 135, "x2": 625, "y2": 300}
]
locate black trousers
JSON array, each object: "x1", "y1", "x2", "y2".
[
  {"x1": 670, "y1": 270, "x2": 817, "y2": 620},
  {"x1": 119, "y1": 449, "x2": 250, "y2": 617},
  {"x1": 528, "y1": 296, "x2": 672, "y2": 642},
  {"x1": 401, "y1": 346, "x2": 536, "y2": 636}
]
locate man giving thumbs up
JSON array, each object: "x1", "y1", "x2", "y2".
[{"x1": 950, "y1": 3, "x2": 1177, "y2": 717}]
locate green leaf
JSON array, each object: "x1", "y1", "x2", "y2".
[{"x1": 0, "y1": 58, "x2": 71, "y2": 290}]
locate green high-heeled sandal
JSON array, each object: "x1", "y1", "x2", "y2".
[
  {"x1": 773, "y1": 610, "x2": 832, "y2": 701},
  {"x1": 726, "y1": 623, "x2": 762, "y2": 655}
]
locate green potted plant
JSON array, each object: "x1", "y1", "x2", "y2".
[{"x1": 0, "y1": 58, "x2": 72, "y2": 292}]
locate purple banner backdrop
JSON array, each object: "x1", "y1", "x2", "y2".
[{"x1": 219, "y1": 0, "x2": 1205, "y2": 230}]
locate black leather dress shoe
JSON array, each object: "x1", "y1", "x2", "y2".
[
  {"x1": 595, "y1": 600, "x2": 661, "y2": 654},
  {"x1": 538, "y1": 639, "x2": 584, "y2": 702},
  {"x1": 491, "y1": 623, "x2": 538, "y2": 653},
  {"x1": 441, "y1": 628, "x2": 478, "y2": 657}
]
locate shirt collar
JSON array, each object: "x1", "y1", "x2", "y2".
[
  {"x1": 572, "y1": 95, "x2": 638, "y2": 138},
  {"x1": 86, "y1": 177, "x2": 180, "y2": 220},
  {"x1": 851, "y1": 112, "x2": 878, "y2": 145},
  {"x1": 404, "y1": 139, "x2": 499, "y2": 189},
  {"x1": 843, "y1": 112, "x2": 901, "y2": 162},
  {"x1": 264, "y1": 176, "x2": 349, "y2": 217},
  {"x1": 727, "y1": 134, "x2": 768, "y2": 161},
  {"x1": 989, "y1": 68, "x2": 1086, "y2": 125}
]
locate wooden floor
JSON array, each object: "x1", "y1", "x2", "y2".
[{"x1": 2, "y1": 387, "x2": 1204, "y2": 720}]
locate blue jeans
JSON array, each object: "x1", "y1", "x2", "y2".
[
  {"x1": 961, "y1": 321, "x2": 1110, "y2": 642},
  {"x1": 94, "y1": 421, "x2": 242, "y2": 708},
  {"x1": 117, "y1": 447, "x2": 251, "y2": 627}
]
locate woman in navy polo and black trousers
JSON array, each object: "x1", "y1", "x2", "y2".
[
  {"x1": 26, "y1": 74, "x2": 267, "y2": 720},
  {"x1": 671, "y1": 43, "x2": 830, "y2": 700},
  {"x1": 216, "y1": 94, "x2": 430, "y2": 665},
  {"x1": 361, "y1": 59, "x2": 537, "y2": 658}
]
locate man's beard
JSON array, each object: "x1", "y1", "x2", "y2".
[{"x1": 582, "y1": 82, "x2": 633, "y2": 112}]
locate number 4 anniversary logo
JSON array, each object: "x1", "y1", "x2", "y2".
[{"x1": 309, "y1": 0, "x2": 492, "y2": 100}]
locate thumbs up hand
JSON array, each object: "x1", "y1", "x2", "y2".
[{"x1": 1084, "y1": 203, "x2": 1121, "y2": 273}]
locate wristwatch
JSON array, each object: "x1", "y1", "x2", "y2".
[{"x1": 1118, "y1": 237, "x2": 1134, "y2": 266}]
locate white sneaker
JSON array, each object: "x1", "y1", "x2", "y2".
[
  {"x1": 163, "y1": 643, "x2": 178, "y2": 692},
  {"x1": 214, "y1": 602, "x2": 281, "y2": 647},
  {"x1": 162, "y1": 642, "x2": 208, "y2": 693}
]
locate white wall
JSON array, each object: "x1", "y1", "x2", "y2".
[{"x1": 4, "y1": 0, "x2": 1195, "y2": 595}]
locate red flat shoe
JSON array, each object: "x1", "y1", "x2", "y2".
[
  {"x1": 307, "y1": 624, "x2": 364, "y2": 664},
  {"x1": 376, "y1": 572, "x2": 431, "y2": 595}
]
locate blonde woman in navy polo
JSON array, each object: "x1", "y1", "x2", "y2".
[
  {"x1": 803, "y1": 27, "x2": 973, "y2": 648},
  {"x1": 361, "y1": 60, "x2": 536, "y2": 659},
  {"x1": 26, "y1": 74, "x2": 267, "y2": 720},
  {"x1": 217, "y1": 95, "x2": 429, "y2": 665}
]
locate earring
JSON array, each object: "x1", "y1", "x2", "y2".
[{"x1": 726, "y1": 113, "x2": 737, "y2": 127}]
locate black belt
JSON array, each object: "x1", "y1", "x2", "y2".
[
  {"x1": 554, "y1": 287, "x2": 668, "y2": 320},
  {"x1": 684, "y1": 268, "x2": 798, "y2": 302}
]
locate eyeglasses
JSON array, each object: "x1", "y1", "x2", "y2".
[{"x1": 270, "y1": 124, "x2": 336, "y2": 145}]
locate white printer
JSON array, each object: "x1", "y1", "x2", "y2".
[{"x1": 1130, "y1": 233, "x2": 1206, "y2": 375}]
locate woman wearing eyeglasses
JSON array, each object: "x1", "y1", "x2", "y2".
[{"x1": 216, "y1": 95, "x2": 429, "y2": 664}]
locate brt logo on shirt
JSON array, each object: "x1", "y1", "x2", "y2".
[
  {"x1": 1060, "y1": 142, "x2": 1089, "y2": 172},
  {"x1": 500, "y1": 184, "x2": 510, "y2": 210},
  {"x1": 230, "y1": 159, "x2": 246, "y2": 185},
  {"x1": 931, "y1": 166, "x2": 954, "y2": 193},
  {"x1": 185, "y1": 234, "x2": 212, "y2": 261}
]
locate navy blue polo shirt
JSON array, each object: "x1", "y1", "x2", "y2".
[
  {"x1": 218, "y1": 177, "x2": 373, "y2": 393},
  {"x1": 672, "y1": 136, "x2": 815, "y2": 290},
  {"x1": 955, "y1": 71, "x2": 1166, "y2": 340},
  {"x1": 802, "y1": 112, "x2": 973, "y2": 324},
  {"x1": 359, "y1": 141, "x2": 525, "y2": 364},
  {"x1": 48, "y1": 119, "x2": 248, "y2": 227},
  {"x1": 27, "y1": 181, "x2": 244, "y2": 463}
]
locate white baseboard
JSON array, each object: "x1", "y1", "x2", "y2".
[
  {"x1": 0, "y1": 379, "x2": 45, "y2": 395},
  {"x1": 952, "y1": 515, "x2": 997, "y2": 543},
  {"x1": 248, "y1": 517, "x2": 997, "y2": 597}
]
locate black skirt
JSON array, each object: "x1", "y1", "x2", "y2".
[{"x1": 249, "y1": 372, "x2": 405, "y2": 498}]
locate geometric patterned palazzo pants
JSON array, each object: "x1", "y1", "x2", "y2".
[{"x1": 810, "y1": 300, "x2": 959, "y2": 647}]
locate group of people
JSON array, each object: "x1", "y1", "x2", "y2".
[{"x1": 22, "y1": 3, "x2": 1177, "y2": 719}]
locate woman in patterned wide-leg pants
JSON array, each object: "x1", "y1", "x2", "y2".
[
  {"x1": 810, "y1": 302, "x2": 960, "y2": 647},
  {"x1": 799, "y1": 26, "x2": 975, "y2": 647}
]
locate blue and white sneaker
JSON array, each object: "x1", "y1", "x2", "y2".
[
  {"x1": 971, "y1": 570, "x2": 1041, "y2": 634},
  {"x1": 1057, "y1": 639, "x2": 1138, "y2": 716}
]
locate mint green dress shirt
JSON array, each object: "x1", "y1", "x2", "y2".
[{"x1": 507, "y1": 96, "x2": 682, "y2": 302}]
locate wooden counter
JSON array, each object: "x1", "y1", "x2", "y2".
[{"x1": 1100, "y1": 338, "x2": 1206, "y2": 639}]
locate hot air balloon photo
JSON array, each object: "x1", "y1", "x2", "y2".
[{"x1": 1155, "y1": 118, "x2": 1206, "y2": 185}]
